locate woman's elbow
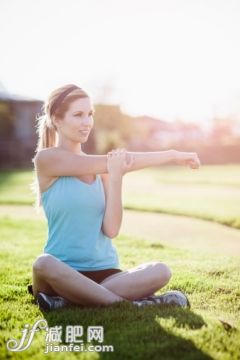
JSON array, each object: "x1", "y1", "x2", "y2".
[{"x1": 102, "y1": 227, "x2": 119, "y2": 239}]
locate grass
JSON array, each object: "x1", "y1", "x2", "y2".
[
  {"x1": 0, "y1": 216, "x2": 239, "y2": 359},
  {"x1": 123, "y1": 165, "x2": 240, "y2": 230},
  {"x1": 0, "y1": 169, "x2": 35, "y2": 205},
  {"x1": 0, "y1": 166, "x2": 239, "y2": 359},
  {"x1": 0, "y1": 165, "x2": 240, "y2": 229}
]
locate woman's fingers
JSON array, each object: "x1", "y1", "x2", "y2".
[
  {"x1": 108, "y1": 148, "x2": 127, "y2": 158},
  {"x1": 107, "y1": 148, "x2": 133, "y2": 174}
]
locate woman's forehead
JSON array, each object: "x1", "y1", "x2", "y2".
[{"x1": 69, "y1": 97, "x2": 93, "y2": 112}]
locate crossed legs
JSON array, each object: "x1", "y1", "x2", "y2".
[
  {"x1": 32, "y1": 254, "x2": 172, "y2": 306},
  {"x1": 98, "y1": 262, "x2": 172, "y2": 300}
]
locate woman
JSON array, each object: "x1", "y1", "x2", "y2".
[{"x1": 29, "y1": 84, "x2": 200, "y2": 311}]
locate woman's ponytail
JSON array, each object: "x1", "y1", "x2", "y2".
[{"x1": 36, "y1": 112, "x2": 57, "y2": 151}]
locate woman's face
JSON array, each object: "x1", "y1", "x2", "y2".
[{"x1": 57, "y1": 97, "x2": 94, "y2": 143}]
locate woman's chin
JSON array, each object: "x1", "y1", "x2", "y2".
[
  {"x1": 78, "y1": 136, "x2": 88, "y2": 143},
  {"x1": 77, "y1": 133, "x2": 89, "y2": 140}
]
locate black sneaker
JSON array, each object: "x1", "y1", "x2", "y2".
[
  {"x1": 37, "y1": 292, "x2": 72, "y2": 311},
  {"x1": 27, "y1": 284, "x2": 33, "y2": 296},
  {"x1": 132, "y1": 290, "x2": 191, "y2": 308}
]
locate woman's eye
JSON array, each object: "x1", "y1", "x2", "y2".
[{"x1": 74, "y1": 113, "x2": 93, "y2": 117}]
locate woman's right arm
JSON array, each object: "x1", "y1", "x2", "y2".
[
  {"x1": 127, "y1": 149, "x2": 201, "y2": 171},
  {"x1": 34, "y1": 147, "x2": 200, "y2": 177}
]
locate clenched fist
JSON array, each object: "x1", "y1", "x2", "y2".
[{"x1": 173, "y1": 150, "x2": 201, "y2": 169}]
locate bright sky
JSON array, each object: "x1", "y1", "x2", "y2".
[{"x1": 1, "y1": 0, "x2": 240, "y2": 125}]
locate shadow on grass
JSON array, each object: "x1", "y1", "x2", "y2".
[{"x1": 36, "y1": 300, "x2": 213, "y2": 360}]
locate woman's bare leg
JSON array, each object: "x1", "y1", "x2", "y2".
[
  {"x1": 32, "y1": 254, "x2": 127, "y2": 306},
  {"x1": 99, "y1": 261, "x2": 172, "y2": 300}
]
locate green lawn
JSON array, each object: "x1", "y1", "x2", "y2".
[
  {"x1": 122, "y1": 165, "x2": 240, "y2": 230},
  {"x1": 0, "y1": 169, "x2": 35, "y2": 205},
  {"x1": 0, "y1": 166, "x2": 240, "y2": 359},
  {"x1": 0, "y1": 216, "x2": 239, "y2": 359},
  {"x1": 0, "y1": 165, "x2": 240, "y2": 229}
]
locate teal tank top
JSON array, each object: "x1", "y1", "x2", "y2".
[{"x1": 41, "y1": 175, "x2": 120, "y2": 271}]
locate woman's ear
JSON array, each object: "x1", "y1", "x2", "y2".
[{"x1": 52, "y1": 115, "x2": 60, "y2": 130}]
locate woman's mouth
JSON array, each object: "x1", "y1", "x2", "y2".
[{"x1": 79, "y1": 130, "x2": 89, "y2": 136}]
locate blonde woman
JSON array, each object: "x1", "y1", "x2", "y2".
[{"x1": 28, "y1": 84, "x2": 200, "y2": 311}]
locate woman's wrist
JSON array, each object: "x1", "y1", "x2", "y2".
[
  {"x1": 162, "y1": 149, "x2": 177, "y2": 163},
  {"x1": 173, "y1": 150, "x2": 194, "y2": 160}
]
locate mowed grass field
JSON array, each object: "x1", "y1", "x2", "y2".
[
  {"x1": 122, "y1": 165, "x2": 240, "y2": 230},
  {"x1": 1, "y1": 165, "x2": 240, "y2": 229},
  {"x1": 0, "y1": 165, "x2": 240, "y2": 359}
]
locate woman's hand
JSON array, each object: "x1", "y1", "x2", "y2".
[
  {"x1": 107, "y1": 148, "x2": 134, "y2": 177},
  {"x1": 173, "y1": 150, "x2": 201, "y2": 169}
]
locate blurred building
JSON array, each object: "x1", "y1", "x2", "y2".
[
  {"x1": 0, "y1": 89, "x2": 96, "y2": 168},
  {"x1": 129, "y1": 116, "x2": 207, "y2": 150},
  {"x1": 0, "y1": 90, "x2": 42, "y2": 168}
]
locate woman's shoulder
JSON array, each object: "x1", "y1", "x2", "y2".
[
  {"x1": 33, "y1": 148, "x2": 60, "y2": 194},
  {"x1": 34, "y1": 148, "x2": 108, "y2": 194},
  {"x1": 33, "y1": 146, "x2": 60, "y2": 162}
]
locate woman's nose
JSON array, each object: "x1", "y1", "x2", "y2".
[{"x1": 82, "y1": 117, "x2": 93, "y2": 126}]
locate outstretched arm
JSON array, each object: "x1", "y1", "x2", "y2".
[
  {"x1": 126, "y1": 149, "x2": 200, "y2": 172},
  {"x1": 126, "y1": 149, "x2": 175, "y2": 172},
  {"x1": 35, "y1": 147, "x2": 200, "y2": 178}
]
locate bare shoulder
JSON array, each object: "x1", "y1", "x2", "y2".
[
  {"x1": 33, "y1": 147, "x2": 61, "y2": 165},
  {"x1": 34, "y1": 147, "x2": 99, "y2": 177},
  {"x1": 33, "y1": 148, "x2": 60, "y2": 193},
  {"x1": 33, "y1": 147, "x2": 107, "y2": 188}
]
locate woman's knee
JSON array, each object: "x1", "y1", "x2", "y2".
[
  {"x1": 32, "y1": 254, "x2": 57, "y2": 277},
  {"x1": 152, "y1": 261, "x2": 172, "y2": 286}
]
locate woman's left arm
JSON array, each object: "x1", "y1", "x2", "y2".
[
  {"x1": 101, "y1": 148, "x2": 133, "y2": 239},
  {"x1": 101, "y1": 173, "x2": 123, "y2": 239}
]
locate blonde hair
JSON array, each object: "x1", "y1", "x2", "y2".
[{"x1": 30, "y1": 84, "x2": 89, "y2": 210}]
